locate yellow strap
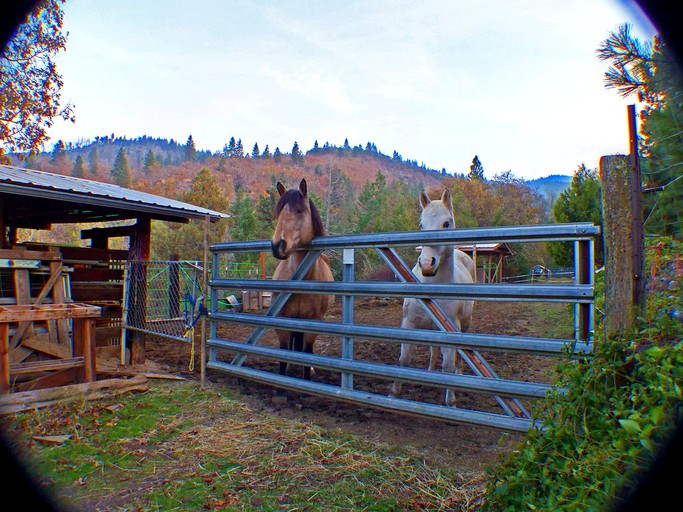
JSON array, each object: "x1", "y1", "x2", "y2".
[{"x1": 186, "y1": 327, "x2": 195, "y2": 371}]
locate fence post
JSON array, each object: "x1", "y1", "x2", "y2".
[
  {"x1": 341, "y1": 248, "x2": 355, "y2": 390},
  {"x1": 600, "y1": 154, "x2": 644, "y2": 336}
]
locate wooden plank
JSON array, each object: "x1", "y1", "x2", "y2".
[
  {"x1": 1, "y1": 322, "x2": 8, "y2": 393},
  {"x1": 71, "y1": 283, "x2": 123, "y2": 301},
  {"x1": 0, "y1": 248, "x2": 62, "y2": 261},
  {"x1": 49, "y1": 261, "x2": 71, "y2": 346},
  {"x1": 0, "y1": 303, "x2": 101, "y2": 322},
  {"x1": 21, "y1": 333, "x2": 72, "y2": 359},
  {"x1": 70, "y1": 268, "x2": 124, "y2": 282},
  {"x1": 0, "y1": 375, "x2": 148, "y2": 414},
  {"x1": 11, "y1": 357, "x2": 85, "y2": 375},
  {"x1": 9, "y1": 263, "x2": 64, "y2": 348},
  {"x1": 57, "y1": 246, "x2": 129, "y2": 262},
  {"x1": 13, "y1": 368, "x2": 77, "y2": 393},
  {"x1": 73, "y1": 318, "x2": 96, "y2": 383}
]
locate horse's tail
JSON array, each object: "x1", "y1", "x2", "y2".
[{"x1": 290, "y1": 331, "x2": 304, "y2": 352}]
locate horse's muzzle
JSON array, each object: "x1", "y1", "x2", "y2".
[
  {"x1": 419, "y1": 256, "x2": 438, "y2": 276},
  {"x1": 271, "y1": 240, "x2": 287, "y2": 260}
]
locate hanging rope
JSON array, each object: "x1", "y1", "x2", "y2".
[{"x1": 183, "y1": 294, "x2": 207, "y2": 371}]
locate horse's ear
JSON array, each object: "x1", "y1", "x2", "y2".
[
  {"x1": 441, "y1": 188, "x2": 453, "y2": 211},
  {"x1": 299, "y1": 178, "x2": 308, "y2": 198},
  {"x1": 419, "y1": 189, "x2": 431, "y2": 209},
  {"x1": 277, "y1": 182, "x2": 286, "y2": 196}
]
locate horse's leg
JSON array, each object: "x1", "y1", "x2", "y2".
[
  {"x1": 302, "y1": 332, "x2": 317, "y2": 381},
  {"x1": 391, "y1": 300, "x2": 420, "y2": 397},
  {"x1": 274, "y1": 329, "x2": 291, "y2": 399},
  {"x1": 390, "y1": 342, "x2": 415, "y2": 397},
  {"x1": 441, "y1": 315, "x2": 463, "y2": 406}
]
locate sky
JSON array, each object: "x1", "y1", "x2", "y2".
[{"x1": 43, "y1": 0, "x2": 657, "y2": 180}]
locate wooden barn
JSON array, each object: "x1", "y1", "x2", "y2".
[
  {"x1": 457, "y1": 243, "x2": 513, "y2": 283},
  {"x1": 0, "y1": 165, "x2": 227, "y2": 394}
]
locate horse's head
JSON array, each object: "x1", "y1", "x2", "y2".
[
  {"x1": 271, "y1": 178, "x2": 324, "y2": 260},
  {"x1": 417, "y1": 188, "x2": 454, "y2": 277}
]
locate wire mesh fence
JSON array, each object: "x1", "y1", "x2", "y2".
[{"x1": 123, "y1": 260, "x2": 205, "y2": 343}]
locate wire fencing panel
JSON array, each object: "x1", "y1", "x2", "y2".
[{"x1": 123, "y1": 260, "x2": 204, "y2": 343}]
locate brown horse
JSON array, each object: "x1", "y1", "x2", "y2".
[{"x1": 271, "y1": 178, "x2": 334, "y2": 384}]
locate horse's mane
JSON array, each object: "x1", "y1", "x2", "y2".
[{"x1": 274, "y1": 189, "x2": 325, "y2": 237}]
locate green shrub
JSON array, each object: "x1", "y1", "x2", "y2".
[{"x1": 483, "y1": 237, "x2": 683, "y2": 511}]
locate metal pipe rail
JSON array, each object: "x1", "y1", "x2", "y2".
[
  {"x1": 211, "y1": 311, "x2": 590, "y2": 356},
  {"x1": 207, "y1": 337, "x2": 554, "y2": 399},
  {"x1": 206, "y1": 361, "x2": 540, "y2": 432},
  {"x1": 211, "y1": 222, "x2": 600, "y2": 253},
  {"x1": 211, "y1": 279, "x2": 594, "y2": 303}
]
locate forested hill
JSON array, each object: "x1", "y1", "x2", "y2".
[{"x1": 13, "y1": 135, "x2": 449, "y2": 204}]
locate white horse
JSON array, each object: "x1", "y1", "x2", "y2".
[{"x1": 390, "y1": 188, "x2": 476, "y2": 406}]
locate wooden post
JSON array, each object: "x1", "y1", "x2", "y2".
[
  {"x1": 600, "y1": 154, "x2": 644, "y2": 335},
  {"x1": 200, "y1": 215, "x2": 209, "y2": 387},
  {"x1": 129, "y1": 216, "x2": 151, "y2": 365},
  {"x1": 628, "y1": 104, "x2": 645, "y2": 309}
]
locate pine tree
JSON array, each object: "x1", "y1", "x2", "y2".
[
  {"x1": 468, "y1": 155, "x2": 485, "y2": 181},
  {"x1": 548, "y1": 164, "x2": 603, "y2": 267},
  {"x1": 72, "y1": 155, "x2": 85, "y2": 177},
  {"x1": 226, "y1": 137, "x2": 236, "y2": 158},
  {"x1": 184, "y1": 135, "x2": 197, "y2": 162},
  {"x1": 291, "y1": 141, "x2": 304, "y2": 164},
  {"x1": 235, "y1": 139, "x2": 244, "y2": 158},
  {"x1": 262, "y1": 145, "x2": 271, "y2": 159},
  {"x1": 88, "y1": 147, "x2": 99, "y2": 174},
  {"x1": 273, "y1": 147, "x2": 282, "y2": 163},
  {"x1": 111, "y1": 148, "x2": 131, "y2": 187},
  {"x1": 143, "y1": 149, "x2": 158, "y2": 172},
  {"x1": 251, "y1": 143, "x2": 260, "y2": 158},
  {"x1": 51, "y1": 140, "x2": 67, "y2": 164}
]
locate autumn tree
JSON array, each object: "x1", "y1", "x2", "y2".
[
  {"x1": 72, "y1": 154, "x2": 85, "y2": 177},
  {"x1": 468, "y1": 155, "x2": 485, "y2": 181},
  {"x1": 152, "y1": 168, "x2": 229, "y2": 260},
  {"x1": 0, "y1": 0, "x2": 74, "y2": 163},
  {"x1": 111, "y1": 148, "x2": 131, "y2": 187}
]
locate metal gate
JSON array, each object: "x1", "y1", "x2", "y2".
[
  {"x1": 207, "y1": 223, "x2": 598, "y2": 432},
  {"x1": 122, "y1": 260, "x2": 205, "y2": 346}
]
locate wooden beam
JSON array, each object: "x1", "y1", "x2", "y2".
[{"x1": 80, "y1": 224, "x2": 136, "y2": 241}]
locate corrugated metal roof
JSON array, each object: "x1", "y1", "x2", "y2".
[{"x1": 0, "y1": 165, "x2": 229, "y2": 222}]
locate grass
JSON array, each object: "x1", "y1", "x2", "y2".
[{"x1": 2, "y1": 380, "x2": 487, "y2": 511}]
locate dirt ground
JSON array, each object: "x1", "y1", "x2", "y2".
[{"x1": 143, "y1": 298, "x2": 564, "y2": 474}]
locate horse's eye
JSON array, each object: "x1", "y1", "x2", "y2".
[{"x1": 443, "y1": 221, "x2": 450, "y2": 228}]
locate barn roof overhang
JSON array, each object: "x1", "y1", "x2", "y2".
[{"x1": 0, "y1": 165, "x2": 229, "y2": 229}]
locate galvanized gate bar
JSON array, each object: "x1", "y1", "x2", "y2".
[
  {"x1": 206, "y1": 361, "x2": 539, "y2": 432},
  {"x1": 210, "y1": 311, "x2": 584, "y2": 355},
  {"x1": 211, "y1": 222, "x2": 601, "y2": 253},
  {"x1": 207, "y1": 337, "x2": 554, "y2": 399},
  {"x1": 377, "y1": 247, "x2": 529, "y2": 419},
  {"x1": 210, "y1": 279, "x2": 594, "y2": 303},
  {"x1": 228, "y1": 250, "x2": 325, "y2": 368}
]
